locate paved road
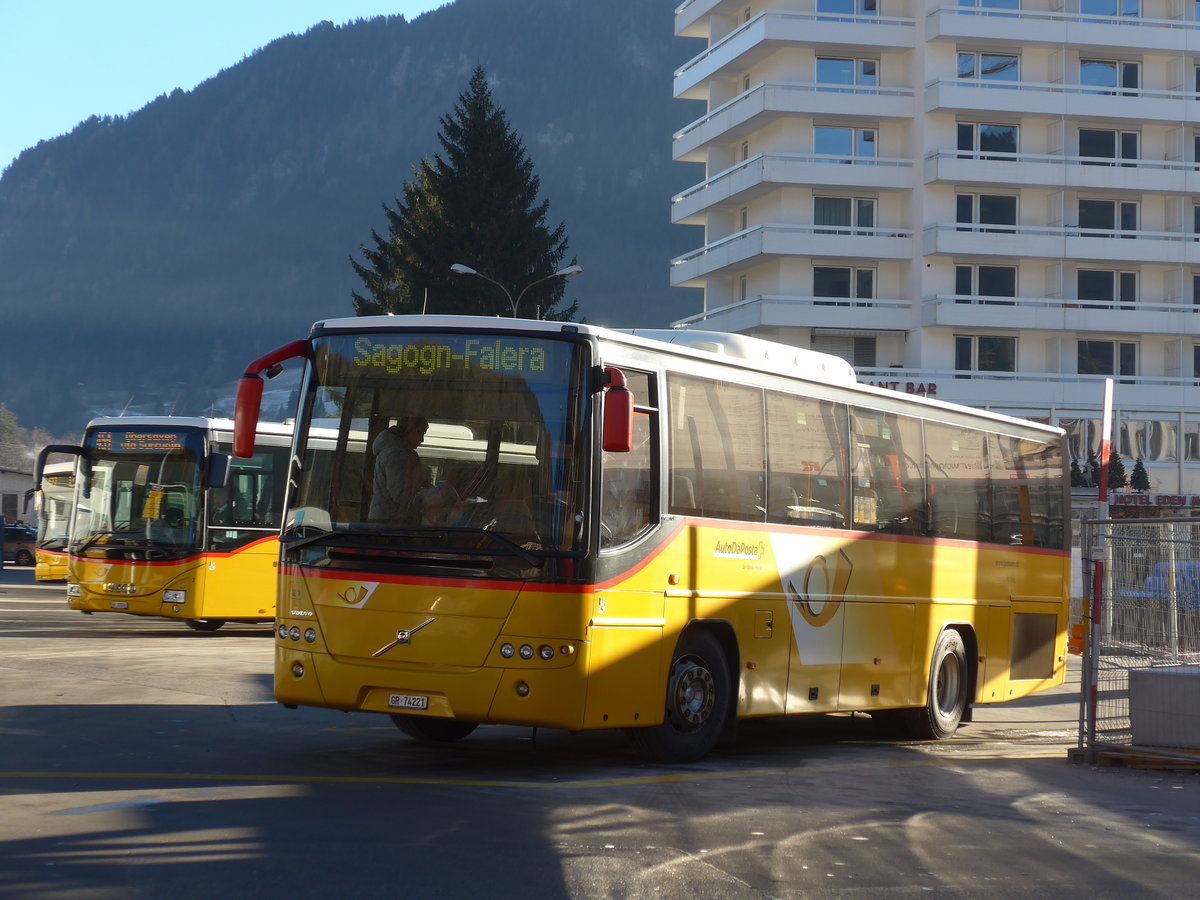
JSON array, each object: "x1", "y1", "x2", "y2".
[{"x1": 2, "y1": 567, "x2": 1199, "y2": 898}]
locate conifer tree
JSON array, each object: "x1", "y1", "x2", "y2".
[
  {"x1": 0, "y1": 405, "x2": 26, "y2": 471},
  {"x1": 351, "y1": 66, "x2": 577, "y2": 320},
  {"x1": 1070, "y1": 459, "x2": 1086, "y2": 488},
  {"x1": 1108, "y1": 449, "x2": 1127, "y2": 490},
  {"x1": 1131, "y1": 459, "x2": 1151, "y2": 492}
]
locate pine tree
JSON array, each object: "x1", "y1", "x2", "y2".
[
  {"x1": 1108, "y1": 449, "x2": 1127, "y2": 490},
  {"x1": 351, "y1": 66, "x2": 578, "y2": 320},
  {"x1": 1131, "y1": 458, "x2": 1151, "y2": 492},
  {"x1": 1086, "y1": 451, "x2": 1100, "y2": 488},
  {"x1": 0, "y1": 405, "x2": 27, "y2": 471}
]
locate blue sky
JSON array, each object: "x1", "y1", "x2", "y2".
[{"x1": 0, "y1": 1, "x2": 447, "y2": 172}]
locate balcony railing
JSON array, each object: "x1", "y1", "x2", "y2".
[
  {"x1": 672, "y1": 294, "x2": 912, "y2": 329},
  {"x1": 926, "y1": 294, "x2": 1200, "y2": 314},
  {"x1": 676, "y1": 10, "x2": 916, "y2": 82},
  {"x1": 925, "y1": 149, "x2": 1199, "y2": 174},
  {"x1": 926, "y1": 222, "x2": 1200, "y2": 242},
  {"x1": 929, "y1": 6, "x2": 1200, "y2": 32},
  {"x1": 673, "y1": 224, "x2": 915, "y2": 269},
  {"x1": 674, "y1": 81, "x2": 914, "y2": 145},
  {"x1": 929, "y1": 77, "x2": 1200, "y2": 103}
]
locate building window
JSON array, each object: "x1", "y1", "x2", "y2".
[
  {"x1": 1080, "y1": 0, "x2": 1139, "y2": 17},
  {"x1": 1078, "y1": 199, "x2": 1137, "y2": 236},
  {"x1": 955, "y1": 265, "x2": 1016, "y2": 303},
  {"x1": 1192, "y1": 274, "x2": 1200, "y2": 306},
  {"x1": 955, "y1": 335, "x2": 1017, "y2": 373},
  {"x1": 817, "y1": 0, "x2": 878, "y2": 16},
  {"x1": 814, "y1": 126, "x2": 877, "y2": 162},
  {"x1": 743, "y1": 74, "x2": 751, "y2": 93},
  {"x1": 815, "y1": 57, "x2": 878, "y2": 91},
  {"x1": 1077, "y1": 270, "x2": 1137, "y2": 309},
  {"x1": 957, "y1": 123, "x2": 1017, "y2": 159},
  {"x1": 1080, "y1": 59, "x2": 1139, "y2": 94},
  {"x1": 740, "y1": 207, "x2": 748, "y2": 230},
  {"x1": 814, "y1": 266, "x2": 875, "y2": 304},
  {"x1": 1079, "y1": 129, "x2": 1138, "y2": 166},
  {"x1": 741, "y1": 140, "x2": 750, "y2": 161},
  {"x1": 1078, "y1": 340, "x2": 1136, "y2": 378},
  {"x1": 958, "y1": 52, "x2": 1019, "y2": 85},
  {"x1": 956, "y1": 193, "x2": 1017, "y2": 232},
  {"x1": 739, "y1": 275, "x2": 747, "y2": 303},
  {"x1": 814, "y1": 196, "x2": 875, "y2": 234}
]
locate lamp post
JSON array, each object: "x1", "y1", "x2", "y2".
[{"x1": 450, "y1": 263, "x2": 582, "y2": 318}]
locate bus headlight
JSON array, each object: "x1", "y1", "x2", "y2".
[
  {"x1": 278, "y1": 624, "x2": 289, "y2": 640},
  {"x1": 500, "y1": 643, "x2": 515, "y2": 658},
  {"x1": 304, "y1": 628, "x2": 317, "y2": 643},
  {"x1": 289, "y1": 626, "x2": 301, "y2": 642},
  {"x1": 66, "y1": 583, "x2": 81, "y2": 598},
  {"x1": 539, "y1": 645, "x2": 554, "y2": 660},
  {"x1": 519, "y1": 644, "x2": 534, "y2": 660},
  {"x1": 163, "y1": 589, "x2": 186, "y2": 604}
]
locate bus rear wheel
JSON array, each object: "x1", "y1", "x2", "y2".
[
  {"x1": 185, "y1": 618, "x2": 226, "y2": 632},
  {"x1": 390, "y1": 714, "x2": 478, "y2": 743},
  {"x1": 906, "y1": 629, "x2": 969, "y2": 740},
  {"x1": 624, "y1": 630, "x2": 731, "y2": 763}
]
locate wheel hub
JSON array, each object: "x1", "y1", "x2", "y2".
[{"x1": 670, "y1": 660, "x2": 715, "y2": 727}]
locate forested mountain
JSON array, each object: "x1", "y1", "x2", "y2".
[{"x1": 0, "y1": 0, "x2": 703, "y2": 434}]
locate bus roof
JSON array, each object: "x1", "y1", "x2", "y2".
[{"x1": 309, "y1": 315, "x2": 1062, "y2": 438}]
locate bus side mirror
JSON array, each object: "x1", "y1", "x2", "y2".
[
  {"x1": 35, "y1": 444, "x2": 89, "y2": 498},
  {"x1": 602, "y1": 367, "x2": 633, "y2": 453},
  {"x1": 234, "y1": 376, "x2": 263, "y2": 459},
  {"x1": 208, "y1": 453, "x2": 230, "y2": 489}
]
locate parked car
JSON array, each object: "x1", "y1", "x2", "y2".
[{"x1": 2, "y1": 524, "x2": 36, "y2": 566}]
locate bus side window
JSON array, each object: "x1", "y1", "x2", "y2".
[{"x1": 766, "y1": 391, "x2": 848, "y2": 528}]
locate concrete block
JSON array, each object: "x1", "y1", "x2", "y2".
[{"x1": 1129, "y1": 665, "x2": 1200, "y2": 751}]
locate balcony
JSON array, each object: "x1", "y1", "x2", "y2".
[
  {"x1": 925, "y1": 150, "x2": 1200, "y2": 194},
  {"x1": 675, "y1": 0, "x2": 734, "y2": 38},
  {"x1": 673, "y1": 152, "x2": 914, "y2": 224},
  {"x1": 926, "y1": 79, "x2": 1200, "y2": 126},
  {"x1": 856, "y1": 367, "x2": 1200, "y2": 414},
  {"x1": 675, "y1": 11, "x2": 917, "y2": 98},
  {"x1": 926, "y1": 7, "x2": 1200, "y2": 55},
  {"x1": 922, "y1": 294, "x2": 1200, "y2": 336},
  {"x1": 670, "y1": 294, "x2": 914, "y2": 332},
  {"x1": 671, "y1": 224, "x2": 915, "y2": 287},
  {"x1": 675, "y1": 82, "x2": 915, "y2": 162},
  {"x1": 924, "y1": 223, "x2": 1200, "y2": 265}
]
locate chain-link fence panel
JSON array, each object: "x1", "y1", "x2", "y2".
[{"x1": 1078, "y1": 518, "x2": 1200, "y2": 754}]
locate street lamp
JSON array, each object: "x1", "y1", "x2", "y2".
[{"x1": 450, "y1": 263, "x2": 582, "y2": 318}]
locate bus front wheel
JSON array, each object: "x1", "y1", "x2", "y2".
[
  {"x1": 390, "y1": 714, "x2": 479, "y2": 743},
  {"x1": 185, "y1": 619, "x2": 226, "y2": 632},
  {"x1": 624, "y1": 630, "x2": 731, "y2": 763},
  {"x1": 906, "y1": 629, "x2": 969, "y2": 740}
]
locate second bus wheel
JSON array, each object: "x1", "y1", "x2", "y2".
[
  {"x1": 390, "y1": 714, "x2": 479, "y2": 743},
  {"x1": 623, "y1": 629, "x2": 732, "y2": 763},
  {"x1": 185, "y1": 619, "x2": 226, "y2": 632},
  {"x1": 909, "y1": 628, "x2": 970, "y2": 740}
]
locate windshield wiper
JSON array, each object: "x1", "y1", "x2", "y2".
[{"x1": 282, "y1": 525, "x2": 543, "y2": 568}]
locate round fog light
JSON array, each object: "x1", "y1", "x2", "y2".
[
  {"x1": 539, "y1": 645, "x2": 554, "y2": 660},
  {"x1": 292, "y1": 662, "x2": 305, "y2": 678},
  {"x1": 519, "y1": 644, "x2": 534, "y2": 660},
  {"x1": 500, "y1": 643, "x2": 515, "y2": 658},
  {"x1": 515, "y1": 681, "x2": 530, "y2": 697},
  {"x1": 304, "y1": 628, "x2": 317, "y2": 643}
]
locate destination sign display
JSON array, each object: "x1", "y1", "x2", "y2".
[
  {"x1": 352, "y1": 336, "x2": 548, "y2": 376},
  {"x1": 89, "y1": 430, "x2": 192, "y2": 453}
]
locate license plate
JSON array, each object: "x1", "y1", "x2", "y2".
[
  {"x1": 388, "y1": 693, "x2": 428, "y2": 710},
  {"x1": 110, "y1": 601, "x2": 129, "y2": 610}
]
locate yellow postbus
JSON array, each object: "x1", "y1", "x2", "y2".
[
  {"x1": 235, "y1": 317, "x2": 1070, "y2": 761},
  {"x1": 33, "y1": 460, "x2": 74, "y2": 581},
  {"x1": 36, "y1": 416, "x2": 291, "y2": 631}
]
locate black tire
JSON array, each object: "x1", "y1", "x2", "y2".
[
  {"x1": 624, "y1": 630, "x2": 732, "y2": 763},
  {"x1": 184, "y1": 618, "x2": 226, "y2": 632},
  {"x1": 390, "y1": 714, "x2": 479, "y2": 743},
  {"x1": 906, "y1": 629, "x2": 970, "y2": 740},
  {"x1": 14, "y1": 549, "x2": 33, "y2": 566}
]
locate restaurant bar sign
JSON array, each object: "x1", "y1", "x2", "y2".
[
  {"x1": 1111, "y1": 493, "x2": 1200, "y2": 508},
  {"x1": 865, "y1": 380, "x2": 937, "y2": 397}
]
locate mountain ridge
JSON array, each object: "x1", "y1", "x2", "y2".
[{"x1": 0, "y1": 0, "x2": 704, "y2": 433}]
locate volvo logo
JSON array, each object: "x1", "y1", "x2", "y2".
[{"x1": 372, "y1": 618, "x2": 435, "y2": 657}]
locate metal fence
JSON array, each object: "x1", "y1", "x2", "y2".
[{"x1": 1078, "y1": 517, "x2": 1200, "y2": 755}]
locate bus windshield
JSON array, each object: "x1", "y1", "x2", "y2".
[
  {"x1": 37, "y1": 467, "x2": 75, "y2": 552},
  {"x1": 71, "y1": 426, "x2": 206, "y2": 557},
  {"x1": 288, "y1": 331, "x2": 588, "y2": 570}
]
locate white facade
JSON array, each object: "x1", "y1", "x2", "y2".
[{"x1": 671, "y1": 0, "x2": 1200, "y2": 494}]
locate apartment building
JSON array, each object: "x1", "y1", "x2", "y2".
[{"x1": 671, "y1": 0, "x2": 1200, "y2": 497}]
